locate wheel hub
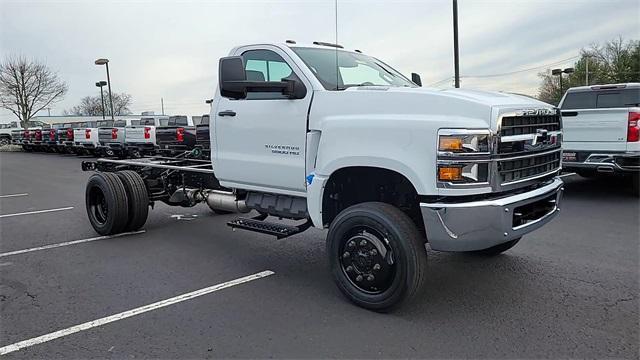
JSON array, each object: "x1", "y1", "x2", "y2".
[{"x1": 340, "y1": 229, "x2": 395, "y2": 293}]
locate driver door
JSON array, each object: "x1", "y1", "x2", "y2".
[{"x1": 214, "y1": 46, "x2": 312, "y2": 195}]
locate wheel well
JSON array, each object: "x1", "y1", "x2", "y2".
[
  {"x1": 0, "y1": 134, "x2": 10, "y2": 139},
  {"x1": 322, "y1": 167, "x2": 425, "y2": 233}
]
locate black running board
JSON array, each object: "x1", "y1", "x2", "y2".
[{"x1": 227, "y1": 216, "x2": 311, "y2": 239}]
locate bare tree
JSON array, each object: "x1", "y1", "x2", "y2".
[
  {"x1": 64, "y1": 92, "x2": 132, "y2": 116},
  {"x1": 0, "y1": 56, "x2": 68, "y2": 128}
]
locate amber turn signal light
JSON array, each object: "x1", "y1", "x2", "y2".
[
  {"x1": 439, "y1": 137, "x2": 463, "y2": 151},
  {"x1": 438, "y1": 166, "x2": 463, "y2": 181}
]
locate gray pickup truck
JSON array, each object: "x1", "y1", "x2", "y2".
[{"x1": 98, "y1": 119, "x2": 138, "y2": 158}]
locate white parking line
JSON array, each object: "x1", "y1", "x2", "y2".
[
  {"x1": 0, "y1": 193, "x2": 28, "y2": 199},
  {"x1": 559, "y1": 172, "x2": 577, "y2": 178},
  {"x1": 0, "y1": 206, "x2": 74, "y2": 219},
  {"x1": 0, "y1": 270, "x2": 275, "y2": 355},
  {"x1": 0, "y1": 230, "x2": 146, "y2": 258}
]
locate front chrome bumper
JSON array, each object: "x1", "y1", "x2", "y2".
[{"x1": 420, "y1": 177, "x2": 563, "y2": 252}]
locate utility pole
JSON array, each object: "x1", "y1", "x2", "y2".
[
  {"x1": 47, "y1": 108, "x2": 51, "y2": 116},
  {"x1": 585, "y1": 55, "x2": 589, "y2": 86},
  {"x1": 453, "y1": 0, "x2": 460, "y2": 88},
  {"x1": 161, "y1": 98, "x2": 165, "y2": 115}
]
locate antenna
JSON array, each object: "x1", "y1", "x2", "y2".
[{"x1": 335, "y1": 0, "x2": 339, "y2": 91}]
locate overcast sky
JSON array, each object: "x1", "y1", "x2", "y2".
[{"x1": 0, "y1": 0, "x2": 638, "y2": 122}]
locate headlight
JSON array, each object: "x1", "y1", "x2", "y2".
[
  {"x1": 438, "y1": 133, "x2": 489, "y2": 153},
  {"x1": 437, "y1": 129, "x2": 491, "y2": 186}
]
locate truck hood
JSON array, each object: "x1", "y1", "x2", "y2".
[
  {"x1": 346, "y1": 86, "x2": 552, "y2": 108},
  {"x1": 310, "y1": 86, "x2": 555, "y2": 133}
]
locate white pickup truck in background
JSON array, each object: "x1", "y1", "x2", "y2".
[
  {"x1": 0, "y1": 121, "x2": 20, "y2": 146},
  {"x1": 73, "y1": 121, "x2": 103, "y2": 155},
  {"x1": 560, "y1": 83, "x2": 639, "y2": 193},
  {"x1": 125, "y1": 116, "x2": 169, "y2": 157}
]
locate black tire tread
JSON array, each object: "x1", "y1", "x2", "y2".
[
  {"x1": 103, "y1": 173, "x2": 130, "y2": 234},
  {"x1": 328, "y1": 202, "x2": 427, "y2": 312},
  {"x1": 116, "y1": 170, "x2": 149, "y2": 231},
  {"x1": 85, "y1": 172, "x2": 129, "y2": 235}
]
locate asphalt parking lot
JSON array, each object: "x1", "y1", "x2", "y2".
[{"x1": 0, "y1": 151, "x2": 638, "y2": 359}]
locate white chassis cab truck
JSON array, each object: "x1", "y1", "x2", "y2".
[{"x1": 82, "y1": 42, "x2": 564, "y2": 311}]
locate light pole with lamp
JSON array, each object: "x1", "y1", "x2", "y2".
[
  {"x1": 95, "y1": 58, "x2": 115, "y2": 120},
  {"x1": 552, "y1": 67, "x2": 575, "y2": 101},
  {"x1": 95, "y1": 81, "x2": 107, "y2": 120}
]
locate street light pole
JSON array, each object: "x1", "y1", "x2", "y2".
[
  {"x1": 552, "y1": 68, "x2": 574, "y2": 104},
  {"x1": 452, "y1": 0, "x2": 460, "y2": 88},
  {"x1": 95, "y1": 81, "x2": 107, "y2": 120},
  {"x1": 95, "y1": 59, "x2": 115, "y2": 120}
]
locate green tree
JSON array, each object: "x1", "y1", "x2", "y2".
[{"x1": 538, "y1": 38, "x2": 640, "y2": 105}]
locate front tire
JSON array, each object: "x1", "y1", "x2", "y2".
[
  {"x1": 327, "y1": 202, "x2": 427, "y2": 312},
  {"x1": 85, "y1": 172, "x2": 129, "y2": 235}
]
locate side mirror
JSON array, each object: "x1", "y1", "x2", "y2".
[
  {"x1": 219, "y1": 56, "x2": 304, "y2": 99},
  {"x1": 219, "y1": 56, "x2": 247, "y2": 99},
  {"x1": 411, "y1": 73, "x2": 422, "y2": 87}
]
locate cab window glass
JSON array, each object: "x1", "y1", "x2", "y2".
[
  {"x1": 242, "y1": 50, "x2": 294, "y2": 100},
  {"x1": 561, "y1": 92, "x2": 595, "y2": 109},
  {"x1": 596, "y1": 89, "x2": 640, "y2": 108}
]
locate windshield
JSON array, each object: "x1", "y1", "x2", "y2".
[{"x1": 291, "y1": 47, "x2": 415, "y2": 90}]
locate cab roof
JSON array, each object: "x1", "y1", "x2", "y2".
[{"x1": 566, "y1": 83, "x2": 640, "y2": 93}]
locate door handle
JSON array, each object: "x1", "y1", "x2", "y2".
[{"x1": 218, "y1": 110, "x2": 236, "y2": 117}]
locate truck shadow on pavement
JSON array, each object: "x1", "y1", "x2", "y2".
[{"x1": 561, "y1": 174, "x2": 638, "y2": 200}]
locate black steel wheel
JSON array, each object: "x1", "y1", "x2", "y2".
[
  {"x1": 469, "y1": 238, "x2": 521, "y2": 256},
  {"x1": 327, "y1": 202, "x2": 427, "y2": 312},
  {"x1": 116, "y1": 170, "x2": 150, "y2": 231},
  {"x1": 0, "y1": 138, "x2": 10, "y2": 146},
  {"x1": 85, "y1": 172, "x2": 129, "y2": 235}
]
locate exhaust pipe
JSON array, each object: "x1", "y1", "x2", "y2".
[{"x1": 206, "y1": 190, "x2": 250, "y2": 213}]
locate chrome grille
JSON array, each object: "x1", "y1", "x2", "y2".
[
  {"x1": 498, "y1": 150, "x2": 561, "y2": 184},
  {"x1": 500, "y1": 113, "x2": 561, "y2": 137}
]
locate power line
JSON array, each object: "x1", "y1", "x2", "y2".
[
  {"x1": 461, "y1": 55, "x2": 580, "y2": 79},
  {"x1": 427, "y1": 76, "x2": 454, "y2": 87}
]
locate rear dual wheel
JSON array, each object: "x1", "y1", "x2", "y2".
[
  {"x1": 86, "y1": 173, "x2": 129, "y2": 235},
  {"x1": 116, "y1": 170, "x2": 149, "y2": 231},
  {"x1": 85, "y1": 171, "x2": 149, "y2": 235}
]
